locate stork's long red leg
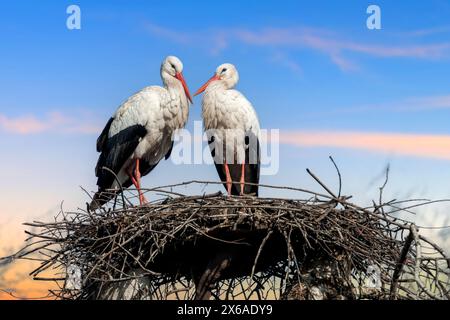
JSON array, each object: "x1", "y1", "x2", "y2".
[
  {"x1": 134, "y1": 158, "x2": 148, "y2": 205},
  {"x1": 128, "y1": 170, "x2": 138, "y2": 188},
  {"x1": 224, "y1": 161, "x2": 232, "y2": 195},
  {"x1": 127, "y1": 159, "x2": 147, "y2": 205},
  {"x1": 240, "y1": 162, "x2": 245, "y2": 195}
]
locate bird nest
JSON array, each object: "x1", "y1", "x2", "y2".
[{"x1": 6, "y1": 169, "x2": 450, "y2": 300}]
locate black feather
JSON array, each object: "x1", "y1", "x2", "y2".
[
  {"x1": 95, "y1": 124, "x2": 147, "y2": 190},
  {"x1": 210, "y1": 131, "x2": 260, "y2": 196},
  {"x1": 96, "y1": 117, "x2": 114, "y2": 152},
  {"x1": 165, "y1": 141, "x2": 174, "y2": 160}
]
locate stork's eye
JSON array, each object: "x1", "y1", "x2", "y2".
[
  {"x1": 221, "y1": 68, "x2": 227, "y2": 73},
  {"x1": 171, "y1": 64, "x2": 176, "y2": 70}
]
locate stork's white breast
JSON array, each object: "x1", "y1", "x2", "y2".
[
  {"x1": 109, "y1": 86, "x2": 188, "y2": 163},
  {"x1": 202, "y1": 89, "x2": 260, "y2": 133},
  {"x1": 202, "y1": 88, "x2": 260, "y2": 163}
]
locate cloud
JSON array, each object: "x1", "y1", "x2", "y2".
[
  {"x1": 0, "y1": 112, "x2": 101, "y2": 135},
  {"x1": 269, "y1": 52, "x2": 303, "y2": 75},
  {"x1": 143, "y1": 23, "x2": 450, "y2": 72},
  {"x1": 0, "y1": 115, "x2": 49, "y2": 134},
  {"x1": 142, "y1": 22, "x2": 227, "y2": 55},
  {"x1": 396, "y1": 26, "x2": 450, "y2": 38},
  {"x1": 304, "y1": 94, "x2": 450, "y2": 118},
  {"x1": 329, "y1": 54, "x2": 359, "y2": 72},
  {"x1": 279, "y1": 130, "x2": 450, "y2": 161},
  {"x1": 406, "y1": 95, "x2": 450, "y2": 111},
  {"x1": 143, "y1": 22, "x2": 192, "y2": 45},
  {"x1": 235, "y1": 27, "x2": 450, "y2": 60}
]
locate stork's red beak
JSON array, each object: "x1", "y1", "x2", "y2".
[
  {"x1": 175, "y1": 72, "x2": 193, "y2": 104},
  {"x1": 194, "y1": 74, "x2": 220, "y2": 96}
]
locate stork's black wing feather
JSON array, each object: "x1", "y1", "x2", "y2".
[
  {"x1": 242, "y1": 130, "x2": 260, "y2": 195},
  {"x1": 210, "y1": 131, "x2": 260, "y2": 196},
  {"x1": 165, "y1": 141, "x2": 174, "y2": 160},
  {"x1": 95, "y1": 124, "x2": 147, "y2": 190},
  {"x1": 96, "y1": 117, "x2": 114, "y2": 152}
]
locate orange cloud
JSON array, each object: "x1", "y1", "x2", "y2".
[
  {"x1": 0, "y1": 258, "x2": 58, "y2": 300},
  {"x1": 279, "y1": 131, "x2": 450, "y2": 160},
  {"x1": 0, "y1": 219, "x2": 59, "y2": 300}
]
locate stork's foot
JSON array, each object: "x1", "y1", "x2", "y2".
[
  {"x1": 239, "y1": 162, "x2": 245, "y2": 196},
  {"x1": 224, "y1": 161, "x2": 233, "y2": 196},
  {"x1": 139, "y1": 194, "x2": 148, "y2": 205}
]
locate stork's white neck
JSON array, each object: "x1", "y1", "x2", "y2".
[
  {"x1": 205, "y1": 80, "x2": 229, "y2": 94},
  {"x1": 207, "y1": 72, "x2": 239, "y2": 94},
  {"x1": 162, "y1": 72, "x2": 190, "y2": 110}
]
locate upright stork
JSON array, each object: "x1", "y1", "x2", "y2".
[
  {"x1": 195, "y1": 63, "x2": 261, "y2": 196},
  {"x1": 90, "y1": 56, "x2": 192, "y2": 210}
]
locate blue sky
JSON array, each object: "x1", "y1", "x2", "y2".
[
  {"x1": 1, "y1": 0, "x2": 450, "y2": 254},
  {"x1": 1, "y1": 0, "x2": 450, "y2": 132}
]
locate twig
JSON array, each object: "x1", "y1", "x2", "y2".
[
  {"x1": 390, "y1": 225, "x2": 414, "y2": 300},
  {"x1": 306, "y1": 168, "x2": 338, "y2": 199}
]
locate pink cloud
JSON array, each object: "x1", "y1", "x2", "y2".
[
  {"x1": 64, "y1": 124, "x2": 101, "y2": 134},
  {"x1": 407, "y1": 95, "x2": 450, "y2": 111},
  {"x1": 142, "y1": 22, "x2": 228, "y2": 55},
  {"x1": 396, "y1": 26, "x2": 450, "y2": 37},
  {"x1": 345, "y1": 42, "x2": 450, "y2": 59},
  {"x1": 280, "y1": 131, "x2": 450, "y2": 161},
  {"x1": 0, "y1": 114, "x2": 49, "y2": 134},
  {"x1": 308, "y1": 94, "x2": 450, "y2": 117},
  {"x1": 270, "y1": 52, "x2": 303, "y2": 75},
  {"x1": 329, "y1": 54, "x2": 359, "y2": 72},
  {"x1": 143, "y1": 22, "x2": 192, "y2": 45},
  {"x1": 143, "y1": 23, "x2": 450, "y2": 72},
  {"x1": 232, "y1": 27, "x2": 450, "y2": 61},
  {"x1": 0, "y1": 112, "x2": 101, "y2": 135}
]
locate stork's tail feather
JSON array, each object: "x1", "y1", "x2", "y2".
[{"x1": 88, "y1": 189, "x2": 119, "y2": 211}]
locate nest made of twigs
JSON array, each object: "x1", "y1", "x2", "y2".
[{"x1": 5, "y1": 170, "x2": 450, "y2": 300}]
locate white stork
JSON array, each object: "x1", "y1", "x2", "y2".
[
  {"x1": 90, "y1": 56, "x2": 192, "y2": 210},
  {"x1": 195, "y1": 63, "x2": 261, "y2": 196}
]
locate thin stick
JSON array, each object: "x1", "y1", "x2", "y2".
[{"x1": 306, "y1": 168, "x2": 338, "y2": 199}]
